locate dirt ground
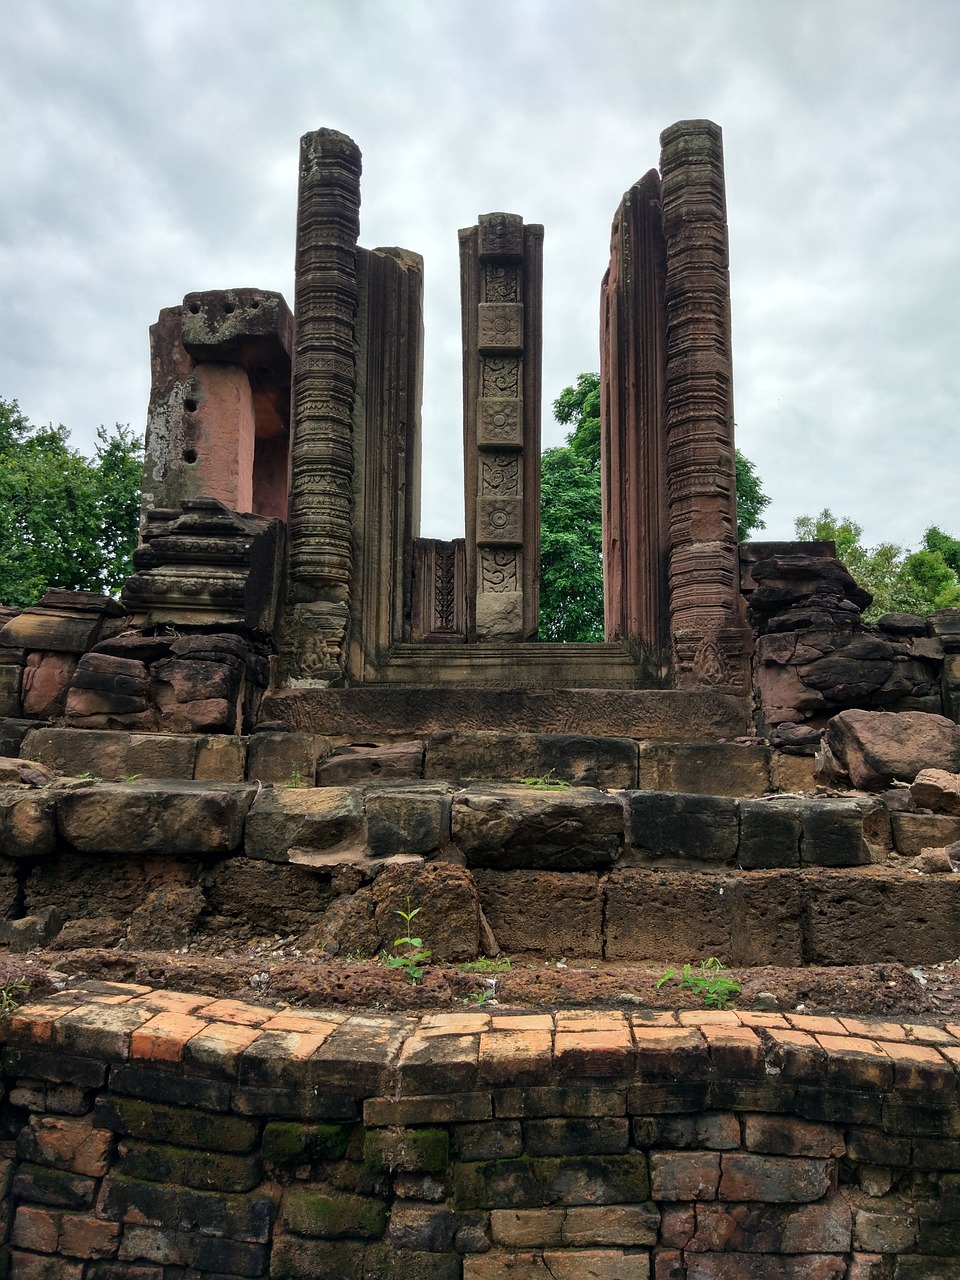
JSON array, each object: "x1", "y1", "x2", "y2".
[{"x1": 7, "y1": 943, "x2": 960, "y2": 1027}]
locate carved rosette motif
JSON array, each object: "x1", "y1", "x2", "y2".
[
  {"x1": 288, "y1": 129, "x2": 361, "y2": 597},
  {"x1": 659, "y1": 120, "x2": 748, "y2": 691}
]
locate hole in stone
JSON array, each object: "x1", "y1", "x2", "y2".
[
  {"x1": 223, "y1": 302, "x2": 236, "y2": 314},
  {"x1": 183, "y1": 449, "x2": 198, "y2": 464},
  {"x1": 250, "y1": 299, "x2": 260, "y2": 309},
  {"x1": 184, "y1": 398, "x2": 198, "y2": 413},
  {"x1": 188, "y1": 301, "x2": 200, "y2": 314}
]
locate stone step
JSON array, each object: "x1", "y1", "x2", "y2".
[
  {"x1": 16, "y1": 724, "x2": 809, "y2": 796},
  {"x1": 259, "y1": 687, "x2": 751, "y2": 740}
]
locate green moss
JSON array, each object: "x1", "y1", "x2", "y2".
[
  {"x1": 282, "y1": 1188, "x2": 387, "y2": 1240},
  {"x1": 262, "y1": 1122, "x2": 353, "y2": 1168},
  {"x1": 363, "y1": 1127, "x2": 449, "y2": 1174}
]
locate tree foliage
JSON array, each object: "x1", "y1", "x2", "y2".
[
  {"x1": 0, "y1": 397, "x2": 142, "y2": 608},
  {"x1": 794, "y1": 508, "x2": 960, "y2": 619},
  {"x1": 539, "y1": 373, "x2": 769, "y2": 641}
]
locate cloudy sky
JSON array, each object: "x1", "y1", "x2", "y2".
[{"x1": 1, "y1": 0, "x2": 958, "y2": 551}]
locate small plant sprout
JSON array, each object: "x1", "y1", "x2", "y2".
[
  {"x1": 285, "y1": 770, "x2": 303, "y2": 788},
  {"x1": 458, "y1": 956, "x2": 512, "y2": 974},
  {"x1": 0, "y1": 976, "x2": 29, "y2": 1021},
  {"x1": 383, "y1": 898, "x2": 431, "y2": 984},
  {"x1": 657, "y1": 957, "x2": 742, "y2": 1010},
  {"x1": 520, "y1": 770, "x2": 571, "y2": 791}
]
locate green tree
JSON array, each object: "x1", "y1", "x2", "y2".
[
  {"x1": 0, "y1": 398, "x2": 142, "y2": 608},
  {"x1": 793, "y1": 509, "x2": 960, "y2": 619},
  {"x1": 539, "y1": 372, "x2": 769, "y2": 641}
]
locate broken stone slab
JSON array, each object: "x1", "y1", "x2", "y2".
[
  {"x1": 56, "y1": 780, "x2": 256, "y2": 855},
  {"x1": 316, "y1": 742, "x2": 425, "y2": 786},
  {"x1": 625, "y1": 792, "x2": 738, "y2": 865},
  {"x1": 817, "y1": 709, "x2": 960, "y2": 791},
  {"x1": 911, "y1": 768, "x2": 960, "y2": 816},
  {"x1": 913, "y1": 848, "x2": 955, "y2": 874},
  {"x1": 451, "y1": 784, "x2": 623, "y2": 871},
  {"x1": 0, "y1": 907, "x2": 64, "y2": 952},
  {"x1": 0, "y1": 790, "x2": 56, "y2": 857},
  {"x1": 0, "y1": 757, "x2": 56, "y2": 787},
  {"x1": 636, "y1": 743, "x2": 771, "y2": 798},
  {"x1": 890, "y1": 812, "x2": 960, "y2": 857},
  {"x1": 423, "y1": 732, "x2": 638, "y2": 790},
  {"x1": 244, "y1": 786, "x2": 365, "y2": 862}
]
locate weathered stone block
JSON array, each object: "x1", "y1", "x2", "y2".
[
  {"x1": 818, "y1": 708, "x2": 960, "y2": 790},
  {"x1": 365, "y1": 785, "x2": 451, "y2": 857},
  {"x1": 56, "y1": 780, "x2": 255, "y2": 855},
  {"x1": 474, "y1": 870, "x2": 603, "y2": 957},
  {"x1": 93, "y1": 1096, "x2": 258, "y2": 1152},
  {"x1": 0, "y1": 790, "x2": 56, "y2": 857},
  {"x1": 891, "y1": 812, "x2": 960, "y2": 856},
  {"x1": 317, "y1": 742, "x2": 425, "y2": 785},
  {"x1": 637, "y1": 743, "x2": 771, "y2": 797},
  {"x1": 364, "y1": 1127, "x2": 449, "y2": 1174},
  {"x1": 372, "y1": 861, "x2": 479, "y2": 961},
  {"x1": 719, "y1": 1152, "x2": 832, "y2": 1202},
  {"x1": 738, "y1": 798, "x2": 802, "y2": 868},
  {"x1": 453, "y1": 784, "x2": 623, "y2": 871},
  {"x1": 262, "y1": 1122, "x2": 352, "y2": 1168},
  {"x1": 244, "y1": 786, "x2": 364, "y2": 860},
  {"x1": 626, "y1": 792, "x2": 738, "y2": 864},
  {"x1": 246, "y1": 732, "x2": 326, "y2": 786},
  {"x1": 425, "y1": 732, "x2": 638, "y2": 789},
  {"x1": 648, "y1": 1151, "x2": 720, "y2": 1201},
  {"x1": 802, "y1": 870, "x2": 960, "y2": 964}
]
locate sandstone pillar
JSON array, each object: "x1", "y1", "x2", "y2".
[
  {"x1": 459, "y1": 214, "x2": 543, "y2": 641},
  {"x1": 346, "y1": 245, "x2": 426, "y2": 677},
  {"x1": 600, "y1": 170, "x2": 669, "y2": 669},
  {"x1": 284, "y1": 129, "x2": 362, "y2": 683},
  {"x1": 660, "y1": 120, "x2": 749, "y2": 691}
]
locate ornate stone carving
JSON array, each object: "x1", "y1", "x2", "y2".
[
  {"x1": 287, "y1": 129, "x2": 361, "y2": 604},
  {"x1": 660, "y1": 120, "x2": 749, "y2": 692},
  {"x1": 460, "y1": 214, "x2": 543, "y2": 641},
  {"x1": 480, "y1": 453, "x2": 520, "y2": 496},
  {"x1": 410, "y1": 539, "x2": 466, "y2": 642},
  {"x1": 478, "y1": 496, "x2": 523, "y2": 544},
  {"x1": 480, "y1": 549, "x2": 520, "y2": 593},
  {"x1": 478, "y1": 303, "x2": 523, "y2": 352},
  {"x1": 477, "y1": 398, "x2": 523, "y2": 448}
]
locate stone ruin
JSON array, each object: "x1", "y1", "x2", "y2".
[{"x1": 2, "y1": 122, "x2": 960, "y2": 1280}]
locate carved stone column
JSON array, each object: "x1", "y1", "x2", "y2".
[
  {"x1": 284, "y1": 129, "x2": 362, "y2": 684},
  {"x1": 660, "y1": 120, "x2": 749, "y2": 691},
  {"x1": 460, "y1": 213, "x2": 542, "y2": 641},
  {"x1": 600, "y1": 170, "x2": 670, "y2": 670}
]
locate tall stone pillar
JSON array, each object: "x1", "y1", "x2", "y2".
[
  {"x1": 460, "y1": 214, "x2": 543, "y2": 641},
  {"x1": 660, "y1": 120, "x2": 749, "y2": 691},
  {"x1": 284, "y1": 129, "x2": 362, "y2": 684},
  {"x1": 600, "y1": 170, "x2": 669, "y2": 670}
]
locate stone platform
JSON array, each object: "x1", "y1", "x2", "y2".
[{"x1": 2, "y1": 981, "x2": 960, "y2": 1276}]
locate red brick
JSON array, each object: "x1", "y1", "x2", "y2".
[
  {"x1": 817, "y1": 1035, "x2": 894, "y2": 1089},
  {"x1": 182, "y1": 1020, "x2": 264, "y2": 1074},
  {"x1": 699, "y1": 1024, "x2": 762, "y2": 1076},
  {"x1": 199, "y1": 999, "x2": 275, "y2": 1025},
  {"x1": 719, "y1": 1152, "x2": 832, "y2": 1203},
  {"x1": 479, "y1": 1030, "x2": 552, "y2": 1084},
  {"x1": 786, "y1": 1013, "x2": 846, "y2": 1035},
  {"x1": 632, "y1": 1026, "x2": 707, "y2": 1076},
  {"x1": 743, "y1": 1114, "x2": 845, "y2": 1158},
  {"x1": 130, "y1": 1011, "x2": 208, "y2": 1063},
  {"x1": 839, "y1": 1016, "x2": 907, "y2": 1041},
  {"x1": 877, "y1": 1039, "x2": 955, "y2": 1092},
  {"x1": 763, "y1": 1028, "x2": 825, "y2": 1081},
  {"x1": 649, "y1": 1150, "x2": 720, "y2": 1200},
  {"x1": 489, "y1": 1208, "x2": 564, "y2": 1247},
  {"x1": 12, "y1": 1205, "x2": 59, "y2": 1252},
  {"x1": 19, "y1": 1115, "x2": 113, "y2": 1177},
  {"x1": 658, "y1": 1203, "x2": 695, "y2": 1248},
  {"x1": 9, "y1": 1250, "x2": 84, "y2": 1279},
  {"x1": 543, "y1": 1250, "x2": 649, "y2": 1279},
  {"x1": 554, "y1": 1028, "x2": 633, "y2": 1077},
  {"x1": 678, "y1": 1010, "x2": 741, "y2": 1027},
  {"x1": 59, "y1": 1212, "x2": 120, "y2": 1259},
  {"x1": 7, "y1": 1004, "x2": 74, "y2": 1045}
]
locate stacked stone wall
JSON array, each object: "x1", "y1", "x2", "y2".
[{"x1": 1, "y1": 987, "x2": 960, "y2": 1276}]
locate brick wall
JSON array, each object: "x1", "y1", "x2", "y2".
[{"x1": 2, "y1": 986, "x2": 960, "y2": 1276}]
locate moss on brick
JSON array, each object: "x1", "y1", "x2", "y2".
[
  {"x1": 282, "y1": 1188, "x2": 387, "y2": 1239},
  {"x1": 263, "y1": 1121, "x2": 354, "y2": 1168},
  {"x1": 363, "y1": 1127, "x2": 449, "y2": 1174},
  {"x1": 95, "y1": 1095, "x2": 258, "y2": 1153}
]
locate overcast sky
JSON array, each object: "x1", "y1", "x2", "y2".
[{"x1": 1, "y1": 0, "x2": 957, "y2": 551}]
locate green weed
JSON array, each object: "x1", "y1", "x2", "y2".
[
  {"x1": 656, "y1": 957, "x2": 741, "y2": 1010},
  {"x1": 458, "y1": 956, "x2": 512, "y2": 974},
  {"x1": 382, "y1": 898, "x2": 431, "y2": 984}
]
